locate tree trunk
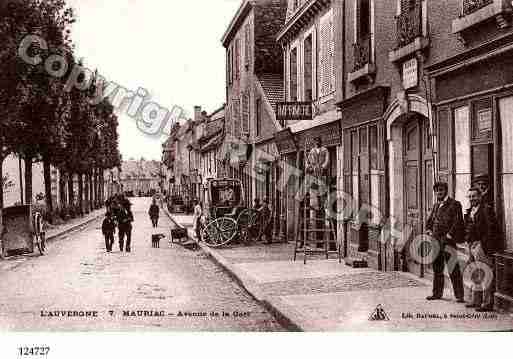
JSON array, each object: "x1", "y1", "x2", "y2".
[
  {"x1": 68, "y1": 173, "x2": 74, "y2": 209},
  {"x1": 93, "y1": 168, "x2": 99, "y2": 209},
  {"x1": 59, "y1": 169, "x2": 66, "y2": 212},
  {"x1": 43, "y1": 158, "x2": 53, "y2": 219},
  {"x1": 89, "y1": 171, "x2": 94, "y2": 211},
  {"x1": 84, "y1": 172, "x2": 89, "y2": 214},
  {"x1": 100, "y1": 169, "x2": 105, "y2": 205},
  {"x1": 78, "y1": 173, "x2": 83, "y2": 216},
  {"x1": 24, "y1": 157, "x2": 33, "y2": 205},
  {"x1": 0, "y1": 154, "x2": 5, "y2": 258}
]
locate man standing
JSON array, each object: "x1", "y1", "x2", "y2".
[
  {"x1": 117, "y1": 201, "x2": 134, "y2": 252},
  {"x1": 425, "y1": 182, "x2": 465, "y2": 303},
  {"x1": 464, "y1": 187, "x2": 501, "y2": 312},
  {"x1": 472, "y1": 174, "x2": 493, "y2": 208}
]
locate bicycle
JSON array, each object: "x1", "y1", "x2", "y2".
[{"x1": 32, "y1": 211, "x2": 46, "y2": 255}]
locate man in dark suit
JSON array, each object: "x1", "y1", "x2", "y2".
[
  {"x1": 425, "y1": 182, "x2": 465, "y2": 302},
  {"x1": 472, "y1": 174, "x2": 493, "y2": 209},
  {"x1": 464, "y1": 187, "x2": 501, "y2": 312}
]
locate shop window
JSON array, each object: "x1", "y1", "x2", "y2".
[
  {"x1": 454, "y1": 106, "x2": 471, "y2": 208},
  {"x1": 256, "y1": 98, "x2": 262, "y2": 137},
  {"x1": 438, "y1": 109, "x2": 450, "y2": 170},
  {"x1": 370, "y1": 125, "x2": 378, "y2": 170},
  {"x1": 499, "y1": 96, "x2": 513, "y2": 250},
  {"x1": 290, "y1": 47, "x2": 298, "y2": 101}
]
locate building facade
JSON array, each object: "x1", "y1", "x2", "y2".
[
  {"x1": 222, "y1": 0, "x2": 288, "y2": 209},
  {"x1": 275, "y1": 0, "x2": 344, "y2": 241}
]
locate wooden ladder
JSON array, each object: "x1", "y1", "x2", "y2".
[{"x1": 293, "y1": 198, "x2": 341, "y2": 264}]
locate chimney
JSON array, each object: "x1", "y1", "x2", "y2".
[{"x1": 194, "y1": 106, "x2": 202, "y2": 123}]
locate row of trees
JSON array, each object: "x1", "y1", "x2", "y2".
[{"x1": 0, "y1": 0, "x2": 122, "y2": 223}]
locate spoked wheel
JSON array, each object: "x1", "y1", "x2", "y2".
[
  {"x1": 237, "y1": 209, "x2": 260, "y2": 242},
  {"x1": 201, "y1": 217, "x2": 237, "y2": 248}
]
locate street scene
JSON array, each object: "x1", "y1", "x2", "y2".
[
  {"x1": 1, "y1": 0, "x2": 513, "y2": 340},
  {"x1": 0, "y1": 197, "x2": 283, "y2": 331}
]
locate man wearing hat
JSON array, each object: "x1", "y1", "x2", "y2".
[
  {"x1": 472, "y1": 174, "x2": 493, "y2": 209},
  {"x1": 425, "y1": 182, "x2": 465, "y2": 302}
]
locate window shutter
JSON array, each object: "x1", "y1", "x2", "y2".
[
  {"x1": 319, "y1": 11, "x2": 334, "y2": 97},
  {"x1": 245, "y1": 24, "x2": 251, "y2": 67},
  {"x1": 233, "y1": 99, "x2": 241, "y2": 139},
  {"x1": 235, "y1": 39, "x2": 240, "y2": 80},
  {"x1": 242, "y1": 92, "x2": 250, "y2": 134}
]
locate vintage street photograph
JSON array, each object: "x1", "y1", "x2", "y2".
[{"x1": 1, "y1": 0, "x2": 513, "y2": 341}]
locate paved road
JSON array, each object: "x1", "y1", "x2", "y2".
[{"x1": 0, "y1": 198, "x2": 284, "y2": 331}]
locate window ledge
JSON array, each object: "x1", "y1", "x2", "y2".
[
  {"x1": 452, "y1": 0, "x2": 513, "y2": 34},
  {"x1": 348, "y1": 63, "x2": 377, "y2": 84},
  {"x1": 389, "y1": 36, "x2": 430, "y2": 63}
]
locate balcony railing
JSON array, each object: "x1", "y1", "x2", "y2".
[
  {"x1": 395, "y1": 3, "x2": 423, "y2": 49},
  {"x1": 462, "y1": 0, "x2": 493, "y2": 16},
  {"x1": 353, "y1": 35, "x2": 372, "y2": 72}
]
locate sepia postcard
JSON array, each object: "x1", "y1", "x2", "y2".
[{"x1": 1, "y1": 1, "x2": 512, "y2": 353}]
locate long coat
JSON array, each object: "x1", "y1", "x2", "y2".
[
  {"x1": 425, "y1": 197, "x2": 464, "y2": 244},
  {"x1": 464, "y1": 205, "x2": 501, "y2": 257}
]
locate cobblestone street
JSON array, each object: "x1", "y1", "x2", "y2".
[{"x1": 0, "y1": 198, "x2": 283, "y2": 331}]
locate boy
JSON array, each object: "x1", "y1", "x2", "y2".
[
  {"x1": 148, "y1": 198, "x2": 160, "y2": 228},
  {"x1": 102, "y1": 211, "x2": 116, "y2": 253}
]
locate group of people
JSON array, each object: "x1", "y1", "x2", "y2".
[
  {"x1": 101, "y1": 194, "x2": 135, "y2": 253},
  {"x1": 425, "y1": 174, "x2": 501, "y2": 312}
]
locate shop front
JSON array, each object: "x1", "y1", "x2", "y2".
[
  {"x1": 426, "y1": 40, "x2": 513, "y2": 311},
  {"x1": 338, "y1": 86, "x2": 389, "y2": 270}
]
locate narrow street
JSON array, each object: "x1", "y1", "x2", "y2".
[{"x1": 0, "y1": 198, "x2": 284, "y2": 331}]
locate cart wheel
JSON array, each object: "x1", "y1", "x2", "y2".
[
  {"x1": 237, "y1": 209, "x2": 259, "y2": 241},
  {"x1": 201, "y1": 217, "x2": 237, "y2": 247}
]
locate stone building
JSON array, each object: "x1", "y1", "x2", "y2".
[
  {"x1": 275, "y1": 0, "x2": 344, "y2": 241},
  {"x1": 221, "y1": 0, "x2": 288, "y2": 209}
]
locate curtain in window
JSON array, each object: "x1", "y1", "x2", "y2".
[{"x1": 454, "y1": 106, "x2": 471, "y2": 209}]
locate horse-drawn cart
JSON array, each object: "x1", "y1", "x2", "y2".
[{"x1": 200, "y1": 178, "x2": 263, "y2": 248}]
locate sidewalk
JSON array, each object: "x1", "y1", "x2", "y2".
[
  {"x1": 166, "y1": 210, "x2": 513, "y2": 331},
  {"x1": 0, "y1": 208, "x2": 105, "y2": 271}
]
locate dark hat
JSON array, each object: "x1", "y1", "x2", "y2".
[
  {"x1": 472, "y1": 173, "x2": 489, "y2": 185},
  {"x1": 433, "y1": 182, "x2": 448, "y2": 191}
]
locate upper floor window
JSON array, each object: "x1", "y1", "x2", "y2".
[
  {"x1": 227, "y1": 47, "x2": 232, "y2": 85},
  {"x1": 242, "y1": 91, "x2": 250, "y2": 135},
  {"x1": 304, "y1": 33, "x2": 314, "y2": 101},
  {"x1": 234, "y1": 38, "x2": 240, "y2": 80},
  {"x1": 319, "y1": 10, "x2": 335, "y2": 98},
  {"x1": 244, "y1": 23, "x2": 251, "y2": 69},
  {"x1": 256, "y1": 98, "x2": 262, "y2": 137},
  {"x1": 290, "y1": 47, "x2": 298, "y2": 101}
]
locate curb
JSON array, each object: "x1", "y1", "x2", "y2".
[
  {"x1": 46, "y1": 211, "x2": 104, "y2": 243},
  {"x1": 163, "y1": 207, "x2": 303, "y2": 331}
]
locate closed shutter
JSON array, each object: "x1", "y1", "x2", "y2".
[
  {"x1": 319, "y1": 10, "x2": 334, "y2": 97},
  {"x1": 232, "y1": 99, "x2": 241, "y2": 139},
  {"x1": 245, "y1": 23, "x2": 251, "y2": 67},
  {"x1": 235, "y1": 38, "x2": 240, "y2": 80},
  {"x1": 242, "y1": 91, "x2": 250, "y2": 134}
]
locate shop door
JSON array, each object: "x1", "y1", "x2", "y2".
[{"x1": 404, "y1": 118, "x2": 424, "y2": 277}]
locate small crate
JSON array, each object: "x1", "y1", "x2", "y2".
[{"x1": 170, "y1": 227, "x2": 188, "y2": 243}]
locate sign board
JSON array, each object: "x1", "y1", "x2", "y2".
[
  {"x1": 402, "y1": 58, "x2": 418, "y2": 89},
  {"x1": 276, "y1": 102, "x2": 313, "y2": 123},
  {"x1": 477, "y1": 109, "x2": 492, "y2": 135}
]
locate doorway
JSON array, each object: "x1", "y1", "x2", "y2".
[{"x1": 403, "y1": 115, "x2": 434, "y2": 278}]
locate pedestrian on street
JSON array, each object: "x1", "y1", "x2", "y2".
[
  {"x1": 259, "y1": 197, "x2": 273, "y2": 244},
  {"x1": 425, "y1": 182, "x2": 465, "y2": 303},
  {"x1": 148, "y1": 198, "x2": 160, "y2": 228},
  {"x1": 464, "y1": 187, "x2": 502, "y2": 312},
  {"x1": 192, "y1": 199, "x2": 203, "y2": 240},
  {"x1": 117, "y1": 201, "x2": 134, "y2": 252},
  {"x1": 102, "y1": 210, "x2": 116, "y2": 253}
]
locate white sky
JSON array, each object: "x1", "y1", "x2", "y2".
[{"x1": 66, "y1": 0, "x2": 240, "y2": 161}]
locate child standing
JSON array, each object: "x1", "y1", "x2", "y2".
[
  {"x1": 148, "y1": 199, "x2": 160, "y2": 228},
  {"x1": 102, "y1": 211, "x2": 116, "y2": 253}
]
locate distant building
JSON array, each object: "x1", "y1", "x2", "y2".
[{"x1": 119, "y1": 159, "x2": 161, "y2": 196}]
